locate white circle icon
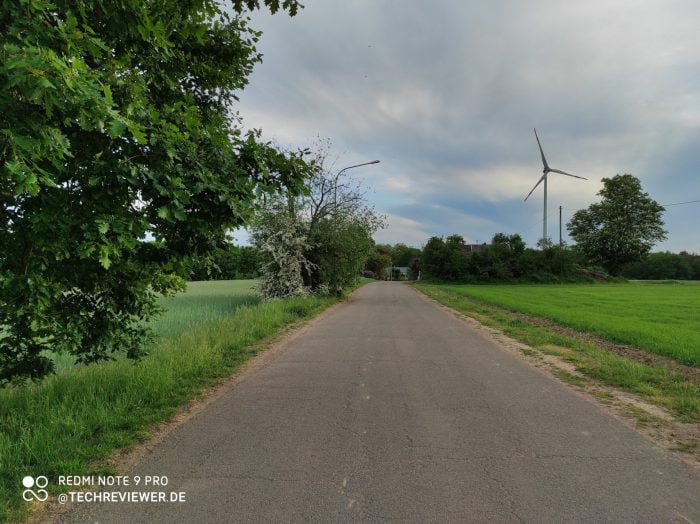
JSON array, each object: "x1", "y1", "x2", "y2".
[{"x1": 22, "y1": 476, "x2": 34, "y2": 488}]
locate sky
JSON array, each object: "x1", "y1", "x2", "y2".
[{"x1": 234, "y1": 0, "x2": 700, "y2": 252}]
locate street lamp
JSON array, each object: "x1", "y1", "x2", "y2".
[
  {"x1": 333, "y1": 160, "x2": 380, "y2": 205},
  {"x1": 336, "y1": 160, "x2": 380, "y2": 177}
]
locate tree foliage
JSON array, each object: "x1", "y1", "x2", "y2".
[
  {"x1": 0, "y1": 0, "x2": 307, "y2": 382},
  {"x1": 421, "y1": 233, "x2": 580, "y2": 282},
  {"x1": 188, "y1": 245, "x2": 261, "y2": 280},
  {"x1": 567, "y1": 175, "x2": 666, "y2": 275},
  {"x1": 622, "y1": 251, "x2": 700, "y2": 280},
  {"x1": 252, "y1": 200, "x2": 314, "y2": 299},
  {"x1": 252, "y1": 145, "x2": 384, "y2": 298}
]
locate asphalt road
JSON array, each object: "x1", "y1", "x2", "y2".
[{"x1": 60, "y1": 282, "x2": 700, "y2": 523}]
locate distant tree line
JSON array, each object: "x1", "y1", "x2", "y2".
[
  {"x1": 368, "y1": 174, "x2": 691, "y2": 283},
  {"x1": 622, "y1": 252, "x2": 700, "y2": 280},
  {"x1": 419, "y1": 234, "x2": 586, "y2": 282},
  {"x1": 188, "y1": 245, "x2": 261, "y2": 281}
]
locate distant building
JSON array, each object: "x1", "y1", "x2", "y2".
[
  {"x1": 393, "y1": 266, "x2": 410, "y2": 277},
  {"x1": 461, "y1": 243, "x2": 486, "y2": 254},
  {"x1": 382, "y1": 266, "x2": 411, "y2": 280}
]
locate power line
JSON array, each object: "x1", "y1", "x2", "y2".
[{"x1": 662, "y1": 199, "x2": 700, "y2": 207}]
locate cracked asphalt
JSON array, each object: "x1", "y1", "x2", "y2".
[{"x1": 60, "y1": 282, "x2": 700, "y2": 523}]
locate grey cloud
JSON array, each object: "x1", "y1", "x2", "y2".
[{"x1": 239, "y1": 0, "x2": 700, "y2": 251}]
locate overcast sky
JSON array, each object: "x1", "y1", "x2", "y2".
[{"x1": 236, "y1": 0, "x2": 700, "y2": 251}]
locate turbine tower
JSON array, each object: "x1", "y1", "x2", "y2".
[{"x1": 525, "y1": 128, "x2": 587, "y2": 242}]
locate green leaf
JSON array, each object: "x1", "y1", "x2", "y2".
[
  {"x1": 103, "y1": 84, "x2": 113, "y2": 105},
  {"x1": 99, "y1": 246, "x2": 112, "y2": 269},
  {"x1": 108, "y1": 119, "x2": 127, "y2": 137}
]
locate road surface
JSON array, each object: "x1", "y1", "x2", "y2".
[{"x1": 60, "y1": 282, "x2": 699, "y2": 523}]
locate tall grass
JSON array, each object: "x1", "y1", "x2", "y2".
[
  {"x1": 0, "y1": 289, "x2": 336, "y2": 522},
  {"x1": 49, "y1": 280, "x2": 259, "y2": 371},
  {"x1": 150, "y1": 279, "x2": 259, "y2": 339}
]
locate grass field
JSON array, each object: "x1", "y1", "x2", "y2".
[
  {"x1": 50, "y1": 280, "x2": 259, "y2": 371},
  {"x1": 0, "y1": 280, "x2": 341, "y2": 522},
  {"x1": 414, "y1": 282, "x2": 700, "y2": 423},
  {"x1": 151, "y1": 279, "x2": 259, "y2": 339},
  {"x1": 428, "y1": 282, "x2": 700, "y2": 367}
]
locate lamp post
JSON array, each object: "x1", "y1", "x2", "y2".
[{"x1": 333, "y1": 160, "x2": 380, "y2": 205}]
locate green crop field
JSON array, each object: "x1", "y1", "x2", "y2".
[
  {"x1": 151, "y1": 279, "x2": 259, "y2": 339},
  {"x1": 50, "y1": 280, "x2": 259, "y2": 370},
  {"x1": 421, "y1": 282, "x2": 700, "y2": 367}
]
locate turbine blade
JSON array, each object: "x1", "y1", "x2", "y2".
[
  {"x1": 524, "y1": 174, "x2": 545, "y2": 201},
  {"x1": 549, "y1": 168, "x2": 587, "y2": 180},
  {"x1": 534, "y1": 128, "x2": 549, "y2": 170}
]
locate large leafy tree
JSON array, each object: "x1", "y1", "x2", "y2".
[
  {"x1": 252, "y1": 146, "x2": 384, "y2": 298},
  {"x1": 567, "y1": 174, "x2": 666, "y2": 275},
  {"x1": 0, "y1": 0, "x2": 308, "y2": 382},
  {"x1": 421, "y1": 235, "x2": 468, "y2": 281}
]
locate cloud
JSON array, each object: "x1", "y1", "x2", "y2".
[
  {"x1": 374, "y1": 214, "x2": 430, "y2": 247},
  {"x1": 237, "y1": 0, "x2": 700, "y2": 250}
]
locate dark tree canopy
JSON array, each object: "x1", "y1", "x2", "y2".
[
  {"x1": 0, "y1": 0, "x2": 308, "y2": 382},
  {"x1": 567, "y1": 174, "x2": 666, "y2": 275}
]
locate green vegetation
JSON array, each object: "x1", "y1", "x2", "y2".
[
  {"x1": 424, "y1": 282, "x2": 700, "y2": 366},
  {"x1": 188, "y1": 246, "x2": 261, "y2": 281},
  {"x1": 365, "y1": 243, "x2": 422, "y2": 280},
  {"x1": 568, "y1": 174, "x2": 667, "y2": 275},
  {"x1": 252, "y1": 143, "x2": 383, "y2": 298},
  {"x1": 414, "y1": 283, "x2": 699, "y2": 423},
  {"x1": 420, "y1": 233, "x2": 582, "y2": 282},
  {"x1": 623, "y1": 251, "x2": 700, "y2": 280},
  {"x1": 49, "y1": 280, "x2": 259, "y2": 371},
  {"x1": 0, "y1": 281, "x2": 339, "y2": 522},
  {"x1": 151, "y1": 280, "x2": 258, "y2": 339},
  {"x1": 1, "y1": 0, "x2": 310, "y2": 383}
]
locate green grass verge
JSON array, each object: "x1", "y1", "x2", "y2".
[
  {"x1": 413, "y1": 283, "x2": 700, "y2": 423},
  {"x1": 430, "y1": 282, "x2": 700, "y2": 367},
  {"x1": 50, "y1": 280, "x2": 259, "y2": 371},
  {"x1": 0, "y1": 291, "x2": 338, "y2": 522}
]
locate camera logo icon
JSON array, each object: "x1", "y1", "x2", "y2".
[{"x1": 22, "y1": 476, "x2": 49, "y2": 502}]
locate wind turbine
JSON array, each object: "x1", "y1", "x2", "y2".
[{"x1": 525, "y1": 128, "x2": 587, "y2": 242}]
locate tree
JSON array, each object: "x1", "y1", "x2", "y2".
[
  {"x1": 390, "y1": 243, "x2": 422, "y2": 267},
  {"x1": 365, "y1": 249, "x2": 392, "y2": 279},
  {"x1": 567, "y1": 175, "x2": 666, "y2": 275},
  {"x1": 421, "y1": 235, "x2": 468, "y2": 281},
  {"x1": 252, "y1": 145, "x2": 384, "y2": 298},
  {"x1": 0, "y1": 0, "x2": 308, "y2": 382},
  {"x1": 189, "y1": 245, "x2": 260, "y2": 280},
  {"x1": 252, "y1": 200, "x2": 313, "y2": 299}
]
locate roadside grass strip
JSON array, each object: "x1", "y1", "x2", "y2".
[
  {"x1": 0, "y1": 294, "x2": 336, "y2": 522},
  {"x1": 413, "y1": 283, "x2": 700, "y2": 424},
  {"x1": 430, "y1": 282, "x2": 700, "y2": 367}
]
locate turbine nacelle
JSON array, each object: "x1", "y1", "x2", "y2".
[{"x1": 524, "y1": 129, "x2": 587, "y2": 202}]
